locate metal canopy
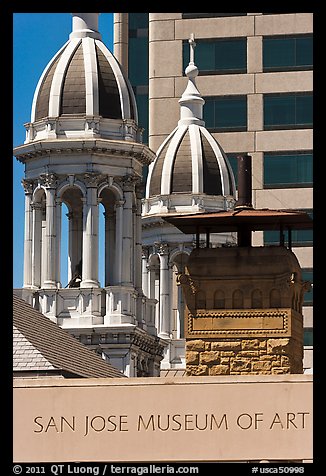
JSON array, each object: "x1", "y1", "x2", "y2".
[{"x1": 163, "y1": 208, "x2": 313, "y2": 234}]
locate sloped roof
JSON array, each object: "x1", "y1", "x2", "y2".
[{"x1": 13, "y1": 294, "x2": 125, "y2": 379}]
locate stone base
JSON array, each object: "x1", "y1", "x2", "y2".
[{"x1": 186, "y1": 337, "x2": 303, "y2": 376}]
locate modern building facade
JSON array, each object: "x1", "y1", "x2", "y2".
[{"x1": 113, "y1": 13, "x2": 313, "y2": 373}]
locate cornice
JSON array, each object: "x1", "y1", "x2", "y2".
[{"x1": 13, "y1": 138, "x2": 156, "y2": 165}]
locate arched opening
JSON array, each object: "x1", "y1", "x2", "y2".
[
  {"x1": 214, "y1": 289, "x2": 225, "y2": 309},
  {"x1": 196, "y1": 290, "x2": 206, "y2": 309},
  {"x1": 233, "y1": 289, "x2": 244, "y2": 309},
  {"x1": 60, "y1": 202, "x2": 69, "y2": 287},
  {"x1": 61, "y1": 186, "x2": 83, "y2": 288},
  {"x1": 252, "y1": 289, "x2": 263, "y2": 309},
  {"x1": 99, "y1": 187, "x2": 117, "y2": 287},
  {"x1": 170, "y1": 252, "x2": 189, "y2": 338},
  {"x1": 148, "y1": 254, "x2": 160, "y2": 332},
  {"x1": 270, "y1": 288, "x2": 281, "y2": 308}
]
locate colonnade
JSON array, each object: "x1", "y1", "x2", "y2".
[
  {"x1": 22, "y1": 173, "x2": 143, "y2": 292},
  {"x1": 142, "y1": 244, "x2": 190, "y2": 340}
]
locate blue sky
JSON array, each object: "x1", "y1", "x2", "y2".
[{"x1": 13, "y1": 13, "x2": 114, "y2": 288}]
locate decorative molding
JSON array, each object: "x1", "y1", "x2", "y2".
[
  {"x1": 185, "y1": 308, "x2": 299, "y2": 338},
  {"x1": 83, "y1": 172, "x2": 104, "y2": 187},
  {"x1": 21, "y1": 179, "x2": 34, "y2": 194},
  {"x1": 39, "y1": 173, "x2": 58, "y2": 188},
  {"x1": 154, "y1": 242, "x2": 169, "y2": 256}
]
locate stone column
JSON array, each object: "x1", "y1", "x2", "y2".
[
  {"x1": 158, "y1": 243, "x2": 170, "y2": 338},
  {"x1": 22, "y1": 179, "x2": 34, "y2": 288},
  {"x1": 121, "y1": 177, "x2": 135, "y2": 286},
  {"x1": 113, "y1": 13, "x2": 129, "y2": 74},
  {"x1": 81, "y1": 174, "x2": 100, "y2": 288},
  {"x1": 42, "y1": 174, "x2": 58, "y2": 288},
  {"x1": 31, "y1": 202, "x2": 42, "y2": 288},
  {"x1": 55, "y1": 198, "x2": 62, "y2": 287},
  {"x1": 142, "y1": 247, "x2": 150, "y2": 296},
  {"x1": 114, "y1": 200, "x2": 124, "y2": 285},
  {"x1": 103, "y1": 210, "x2": 115, "y2": 287},
  {"x1": 135, "y1": 184, "x2": 144, "y2": 292}
]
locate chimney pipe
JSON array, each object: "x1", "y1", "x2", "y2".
[
  {"x1": 235, "y1": 154, "x2": 253, "y2": 247},
  {"x1": 235, "y1": 154, "x2": 253, "y2": 209}
]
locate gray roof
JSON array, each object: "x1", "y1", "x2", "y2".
[{"x1": 13, "y1": 294, "x2": 125, "y2": 379}]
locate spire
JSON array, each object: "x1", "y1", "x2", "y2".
[
  {"x1": 178, "y1": 34, "x2": 205, "y2": 126},
  {"x1": 70, "y1": 13, "x2": 102, "y2": 40}
]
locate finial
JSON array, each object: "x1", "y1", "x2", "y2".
[
  {"x1": 178, "y1": 33, "x2": 204, "y2": 126},
  {"x1": 189, "y1": 33, "x2": 196, "y2": 64},
  {"x1": 70, "y1": 13, "x2": 101, "y2": 40},
  {"x1": 185, "y1": 33, "x2": 198, "y2": 79}
]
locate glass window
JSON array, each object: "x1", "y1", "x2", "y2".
[
  {"x1": 264, "y1": 151, "x2": 313, "y2": 188},
  {"x1": 264, "y1": 93, "x2": 313, "y2": 129},
  {"x1": 204, "y1": 96, "x2": 247, "y2": 131},
  {"x1": 135, "y1": 92, "x2": 149, "y2": 144},
  {"x1": 129, "y1": 36, "x2": 148, "y2": 86},
  {"x1": 302, "y1": 269, "x2": 313, "y2": 306},
  {"x1": 304, "y1": 328, "x2": 313, "y2": 346},
  {"x1": 129, "y1": 13, "x2": 149, "y2": 29},
  {"x1": 263, "y1": 35, "x2": 313, "y2": 72},
  {"x1": 183, "y1": 38, "x2": 247, "y2": 74},
  {"x1": 264, "y1": 210, "x2": 313, "y2": 247}
]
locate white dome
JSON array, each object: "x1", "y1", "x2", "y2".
[
  {"x1": 144, "y1": 35, "x2": 236, "y2": 215},
  {"x1": 25, "y1": 13, "x2": 140, "y2": 143}
]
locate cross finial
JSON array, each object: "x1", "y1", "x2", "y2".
[{"x1": 189, "y1": 33, "x2": 196, "y2": 64}]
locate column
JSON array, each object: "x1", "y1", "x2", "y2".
[
  {"x1": 81, "y1": 175, "x2": 100, "y2": 287},
  {"x1": 31, "y1": 202, "x2": 42, "y2": 288},
  {"x1": 55, "y1": 198, "x2": 62, "y2": 287},
  {"x1": 42, "y1": 174, "x2": 57, "y2": 288},
  {"x1": 22, "y1": 179, "x2": 34, "y2": 288},
  {"x1": 113, "y1": 13, "x2": 129, "y2": 74},
  {"x1": 142, "y1": 247, "x2": 149, "y2": 296},
  {"x1": 114, "y1": 200, "x2": 124, "y2": 285},
  {"x1": 158, "y1": 243, "x2": 170, "y2": 338},
  {"x1": 104, "y1": 210, "x2": 116, "y2": 286},
  {"x1": 121, "y1": 178, "x2": 134, "y2": 286},
  {"x1": 135, "y1": 184, "x2": 144, "y2": 291}
]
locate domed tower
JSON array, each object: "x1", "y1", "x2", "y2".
[
  {"x1": 13, "y1": 13, "x2": 164, "y2": 377},
  {"x1": 142, "y1": 36, "x2": 236, "y2": 371}
]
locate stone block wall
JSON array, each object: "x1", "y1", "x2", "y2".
[{"x1": 186, "y1": 337, "x2": 303, "y2": 376}]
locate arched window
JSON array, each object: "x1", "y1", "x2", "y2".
[
  {"x1": 252, "y1": 289, "x2": 263, "y2": 308},
  {"x1": 196, "y1": 290, "x2": 206, "y2": 309},
  {"x1": 232, "y1": 289, "x2": 244, "y2": 308},
  {"x1": 148, "y1": 254, "x2": 160, "y2": 331},
  {"x1": 61, "y1": 186, "x2": 84, "y2": 287},
  {"x1": 99, "y1": 187, "x2": 118, "y2": 287},
  {"x1": 170, "y1": 252, "x2": 189, "y2": 339},
  {"x1": 214, "y1": 290, "x2": 225, "y2": 309},
  {"x1": 270, "y1": 288, "x2": 281, "y2": 308}
]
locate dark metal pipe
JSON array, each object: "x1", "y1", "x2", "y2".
[
  {"x1": 206, "y1": 229, "x2": 210, "y2": 248},
  {"x1": 236, "y1": 154, "x2": 253, "y2": 209},
  {"x1": 235, "y1": 154, "x2": 252, "y2": 246},
  {"x1": 196, "y1": 227, "x2": 200, "y2": 248}
]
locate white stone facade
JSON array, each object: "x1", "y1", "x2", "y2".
[{"x1": 14, "y1": 13, "x2": 165, "y2": 376}]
